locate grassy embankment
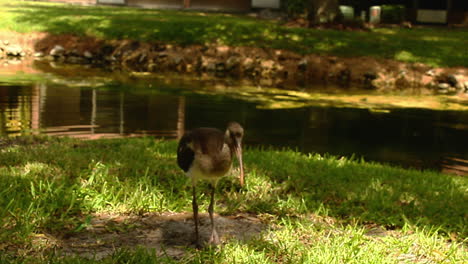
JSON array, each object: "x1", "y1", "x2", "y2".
[
  {"x1": 0, "y1": 0, "x2": 468, "y2": 67},
  {"x1": 0, "y1": 136, "x2": 466, "y2": 263}
]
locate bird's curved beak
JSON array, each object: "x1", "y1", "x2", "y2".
[{"x1": 235, "y1": 142, "x2": 244, "y2": 186}]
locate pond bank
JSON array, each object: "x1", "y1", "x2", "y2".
[{"x1": 1, "y1": 30, "x2": 468, "y2": 91}]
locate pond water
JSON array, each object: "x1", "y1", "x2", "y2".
[{"x1": 1, "y1": 64, "x2": 468, "y2": 175}]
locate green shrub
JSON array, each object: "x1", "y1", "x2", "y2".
[
  {"x1": 281, "y1": 0, "x2": 308, "y2": 17},
  {"x1": 381, "y1": 5, "x2": 406, "y2": 23}
]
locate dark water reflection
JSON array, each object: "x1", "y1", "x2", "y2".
[{"x1": 1, "y1": 78, "x2": 468, "y2": 176}]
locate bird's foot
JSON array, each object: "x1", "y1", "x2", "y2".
[
  {"x1": 208, "y1": 229, "x2": 220, "y2": 245},
  {"x1": 192, "y1": 238, "x2": 203, "y2": 249},
  {"x1": 192, "y1": 232, "x2": 203, "y2": 249}
]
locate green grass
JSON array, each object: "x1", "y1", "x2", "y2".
[
  {"x1": 0, "y1": 136, "x2": 466, "y2": 263},
  {"x1": 0, "y1": 0, "x2": 468, "y2": 67}
]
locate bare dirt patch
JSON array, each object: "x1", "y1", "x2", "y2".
[
  {"x1": 0, "y1": 31, "x2": 47, "y2": 52},
  {"x1": 36, "y1": 212, "x2": 266, "y2": 260}
]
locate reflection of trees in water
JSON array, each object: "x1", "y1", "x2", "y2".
[
  {"x1": 0, "y1": 83, "x2": 186, "y2": 139},
  {"x1": 441, "y1": 156, "x2": 468, "y2": 176},
  {"x1": 301, "y1": 107, "x2": 468, "y2": 176},
  {"x1": 177, "y1": 96, "x2": 185, "y2": 140},
  {"x1": 0, "y1": 84, "x2": 39, "y2": 137}
]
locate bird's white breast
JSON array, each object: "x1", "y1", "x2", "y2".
[{"x1": 187, "y1": 143, "x2": 232, "y2": 184}]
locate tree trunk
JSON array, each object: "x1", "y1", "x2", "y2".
[{"x1": 308, "y1": 0, "x2": 341, "y2": 26}]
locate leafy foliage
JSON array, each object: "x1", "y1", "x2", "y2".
[
  {"x1": 281, "y1": 0, "x2": 309, "y2": 16},
  {"x1": 381, "y1": 5, "x2": 406, "y2": 24}
]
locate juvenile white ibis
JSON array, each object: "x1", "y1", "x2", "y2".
[{"x1": 177, "y1": 122, "x2": 244, "y2": 247}]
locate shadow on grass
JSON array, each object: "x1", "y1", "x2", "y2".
[
  {"x1": 53, "y1": 212, "x2": 265, "y2": 260},
  {"x1": 3, "y1": 2, "x2": 468, "y2": 66}
]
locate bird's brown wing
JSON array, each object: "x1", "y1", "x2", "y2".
[
  {"x1": 177, "y1": 133, "x2": 195, "y2": 172},
  {"x1": 191, "y1": 128, "x2": 225, "y2": 156}
]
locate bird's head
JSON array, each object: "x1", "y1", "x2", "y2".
[{"x1": 225, "y1": 122, "x2": 244, "y2": 186}]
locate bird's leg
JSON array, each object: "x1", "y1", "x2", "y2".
[
  {"x1": 208, "y1": 183, "x2": 220, "y2": 245},
  {"x1": 192, "y1": 185, "x2": 201, "y2": 248}
]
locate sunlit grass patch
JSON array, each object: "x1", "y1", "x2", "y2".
[
  {"x1": 216, "y1": 86, "x2": 468, "y2": 111},
  {"x1": 189, "y1": 217, "x2": 466, "y2": 264},
  {"x1": 394, "y1": 50, "x2": 419, "y2": 62}
]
